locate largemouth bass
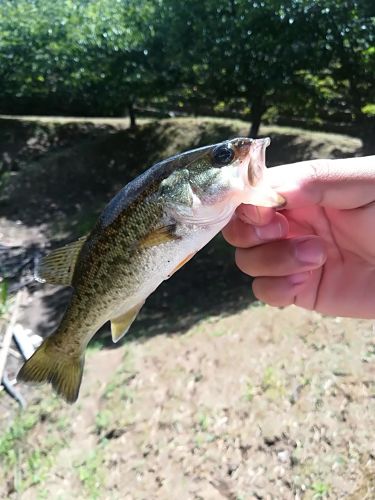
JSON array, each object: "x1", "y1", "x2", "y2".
[{"x1": 18, "y1": 137, "x2": 284, "y2": 402}]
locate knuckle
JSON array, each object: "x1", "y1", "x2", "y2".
[{"x1": 302, "y1": 159, "x2": 332, "y2": 205}]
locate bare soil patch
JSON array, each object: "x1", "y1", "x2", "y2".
[{"x1": 0, "y1": 117, "x2": 369, "y2": 499}]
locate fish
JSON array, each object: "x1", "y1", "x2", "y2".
[{"x1": 17, "y1": 137, "x2": 284, "y2": 403}]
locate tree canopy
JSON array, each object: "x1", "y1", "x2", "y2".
[{"x1": 0, "y1": 0, "x2": 373, "y2": 136}]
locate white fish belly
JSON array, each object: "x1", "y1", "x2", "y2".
[{"x1": 111, "y1": 218, "x2": 231, "y2": 319}]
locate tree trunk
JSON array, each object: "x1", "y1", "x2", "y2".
[
  {"x1": 359, "y1": 118, "x2": 375, "y2": 155},
  {"x1": 249, "y1": 96, "x2": 265, "y2": 138},
  {"x1": 128, "y1": 102, "x2": 136, "y2": 128}
]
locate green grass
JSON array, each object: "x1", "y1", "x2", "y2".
[
  {"x1": 0, "y1": 280, "x2": 9, "y2": 316},
  {"x1": 244, "y1": 379, "x2": 256, "y2": 402},
  {"x1": 261, "y1": 366, "x2": 286, "y2": 399},
  {"x1": 197, "y1": 412, "x2": 210, "y2": 432},
  {"x1": 76, "y1": 444, "x2": 106, "y2": 499},
  {"x1": 95, "y1": 410, "x2": 112, "y2": 435},
  {"x1": 0, "y1": 398, "x2": 67, "y2": 494},
  {"x1": 102, "y1": 347, "x2": 136, "y2": 400},
  {"x1": 311, "y1": 481, "x2": 330, "y2": 498},
  {"x1": 209, "y1": 329, "x2": 227, "y2": 337},
  {"x1": 0, "y1": 116, "x2": 366, "y2": 498},
  {"x1": 193, "y1": 411, "x2": 217, "y2": 447},
  {"x1": 0, "y1": 412, "x2": 39, "y2": 468},
  {"x1": 24, "y1": 449, "x2": 53, "y2": 487}
]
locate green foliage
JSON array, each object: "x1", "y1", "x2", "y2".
[
  {"x1": 0, "y1": 280, "x2": 8, "y2": 316},
  {"x1": 0, "y1": 0, "x2": 160, "y2": 115},
  {"x1": 151, "y1": 0, "x2": 374, "y2": 135},
  {"x1": 362, "y1": 103, "x2": 375, "y2": 116},
  {"x1": 277, "y1": 0, "x2": 375, "y2": 128},
  {"x1": 0, "y1": 0, "x2": 373, "y2": 134}
]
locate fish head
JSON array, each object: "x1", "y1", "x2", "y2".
[{"x1": 184, "y1": 137, "x2": 285, "y2": 209}]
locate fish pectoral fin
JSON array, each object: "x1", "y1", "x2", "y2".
[
  {"x1": 243, "y1": 185, "x2": 286, "y2": 208},
  {"x1": 36, "y1": 235, "x2": 88, "y2": 286},
  {"x1": 140, "y1": 225, "x2": 180, "y2": 248},
  {"x1": 111, "y1": 302, "x2": 144, "y2": 343}
]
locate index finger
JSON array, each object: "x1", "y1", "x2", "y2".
[
  {"x1": 235, "y1": 204, "x2": 275, "y2": 225},
  {"x1": 266, "y1": 156, "x2": 375, "y2": 210}
]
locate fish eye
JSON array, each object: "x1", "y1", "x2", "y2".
[{"x1": 212, "y1": 145, "x2": 235, "y2": 166}]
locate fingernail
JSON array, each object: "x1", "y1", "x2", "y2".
[
  {"x1": 288, "y1": 272, "x2": 310, "y2": 285},
  {"x1": 255, "y1": 220, "x2": 283, "y2": 241},
  {"x1": 295, "y1": 238, "x2": 325, "y2": 265},
  {"x1": 237, "y1": 206, "x2": 260, "y2": 225}
]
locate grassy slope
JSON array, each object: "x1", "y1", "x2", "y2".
[
  {"x1": 0, "y1": 117, "x2": 371, "y2": 499},
  {"x1": 0, "y1": 116, "x2": 361, "y2": 231}
]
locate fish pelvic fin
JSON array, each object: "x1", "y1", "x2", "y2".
[
  {"x1": 17, "y1": 338, "x2": 84, "y2": 404},
  {"x1": 111, "y1": 302, "x2": 145, "y2": 343},
  {"x1": 35, "y1": 235, "x2": 88, "y2": 286}
]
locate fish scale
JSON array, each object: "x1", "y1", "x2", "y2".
[{"x1": 18, "y1": 137, "x2": 285, "y2": 403}]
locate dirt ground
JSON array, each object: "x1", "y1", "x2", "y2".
[{"x1": 0, "y1": 117, "x2": 373, "y2": 499}]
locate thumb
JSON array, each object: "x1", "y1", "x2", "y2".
[{"x1": 266, "y1": 156, "x2": 375, "y2": 210}]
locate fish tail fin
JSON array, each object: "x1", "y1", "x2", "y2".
[{"x1": 17, "y1": 337, "x2": 84, "y2": 404}]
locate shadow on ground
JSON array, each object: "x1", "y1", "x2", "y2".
[
  {"x1": 0, "y1": 117, "x2": 362, "y2": 229},
  {"x1": 0, "y1": 117, "x2": 362, "y2": 346},
  {"x1": 31, "y1": 234, "x2": 256, "y2": 345}
]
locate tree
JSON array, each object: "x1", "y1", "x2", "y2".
[
  {"x1": 0, "y1": 0, "x2": 373, "y2": 141},
  {"x1": 0, "y1": 0, "x2": 160, "y2": 120},
  {"x1": 155, "y1": 0, "x2": 374, "y2": 137}
]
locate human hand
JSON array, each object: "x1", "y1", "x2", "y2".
[{"x1": 222, "y1": 156, "x2": 375, "y2": 318}]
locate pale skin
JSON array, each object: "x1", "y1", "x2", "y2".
[{"x1": 222, "y1": 156, "x2": 375, "y2": 319}]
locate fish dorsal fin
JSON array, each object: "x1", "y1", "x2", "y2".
[
  {"x1": 111, "y1": 302, "x2": 144, "y2": 343},
  {"x1": 36, "y1": 236, "x2": 87, "y2": 286}
]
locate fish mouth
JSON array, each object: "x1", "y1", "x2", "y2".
[
  {"x1": 247, "y1": 137, "x2": 270, "y2": 186},
  {"x1": 229, "y1": 137, "x2": 254, "y2": 162}
]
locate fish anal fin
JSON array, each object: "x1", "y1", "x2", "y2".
[
  {"x1": 111, "y1": 302, "x2": 144, "y2": 343},
  {"x1": 140, "y1": 225, "x2": 180, "y2": 248},
  {"x1": 36, "y1": 235, "x2": 87, "y2": 286},
  {"x1": 17, "y1": 337, "x2": 84, "y2": 404}
]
